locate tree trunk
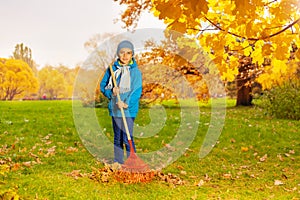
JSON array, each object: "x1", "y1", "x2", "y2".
[
  {"x1": 236, "y1": 56, "x2": 253, "y2": 106},
  {"x1": 236, "y1": 84, "x2": 252, "y2": 106}
]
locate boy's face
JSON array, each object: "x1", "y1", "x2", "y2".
[{"x1": 118, "y1": 48, "x2": 133, "y2": 65}]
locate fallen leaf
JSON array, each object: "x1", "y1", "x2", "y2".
[
  {"x1": 204, "y1": 174, "x2": 211, "y2": 181},
  {"x1": 241, "y1": 147, "x2": 249, "y2": 152},
  {"x1": 194, "y1": 179, "x2": 204, "y2": 187},
  {"x1": 283, "y1": 187, "x2": 297, "y2": 192},
  {"x1": 66, "y1": 147, "x2": 78, "y2": 153},
  {"x1": 11, "y1": 163, "x2": 21, "y2": 171},
  {"x1": 259, "y1": 154, "x2": 268, "y2": 162},
  {"x1": 289, "y1": 150, "x2": 295, "y2": 154},
  {"x1": 274, "y1": 180, "x2": 284, "y2": 186},
  {"x1": 180, "y1": 170, "x2": 187, "y2": 175},
  {"x1": 290, "y1": 157, "x2": 295, "y2": 161},
  {"x1": 177, "y1": 165, "x2": 184, "y2": 170},
  {"x1": 277, "y1": 154, "x2": 284, "y2": 161},
  {"x1": 29, "y1": 152, "x2": 39, "y2": 158},
  {"x1": 22, "y1": 161, "x2": 32, "y2": 167},
  {"x1": 44, "y1": 146, "x2": 56, "y2": 157},
  {"x1": 66, "y1": 170, "x2": 86, "y2": 180},
  {"x1": 165, "y1": 144, "x2": 176, "y2": 151},
  {"x1": 223, "y1": 173, "x2": 232, "y2": 179},
  {"x1": 250, "y1": 174, "x2": 256, "y2": 178}
]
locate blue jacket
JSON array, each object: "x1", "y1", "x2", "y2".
[{"x1": 100, "y1": 59, "x2": 142, "y2": 117}]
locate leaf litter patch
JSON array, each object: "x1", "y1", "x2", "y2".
[{"x1": 66, "y1": 163, "x2": 187, "y2": 185}]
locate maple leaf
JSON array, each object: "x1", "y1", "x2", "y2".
[
  {"x1": 274, "y1": 180, "x2": 284, "y2": 186},
  {"x1": 66, "y1": 170, "x2": 86, "y2": 180},
  {"x1": 194, "y1": 179, "x2": 205, "y2": 187},
  {"x1": 241, "y1": 147, "x2": 249, "y2": 152},
  {"x1": 114, "y1": 0, "x2": 300, "y2": 101},
  {"x1": 66, "y1": 147, "x2": 78, "y2": 154},
  {"x1": 259, "y1": 154, "x2": 268, "y2": 162}
]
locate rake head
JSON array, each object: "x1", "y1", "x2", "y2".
[{"x1": 115, "y1": 140, "x2": 154, "y2": 183}]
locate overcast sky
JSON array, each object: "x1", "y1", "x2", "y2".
[{"x1": 0, "y1": 0, "x2": 165, "y2": 68}]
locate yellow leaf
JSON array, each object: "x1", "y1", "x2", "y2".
[
  {"x1": 252, "y1": 49, "x2": 264, "y2": 66},
  {"x1": 241, "y1": 40, "x2": 250, "y2": 49},
  {"x1": 241, "y1": 147, "x2": 249, "y2": 152},
  {"x1": 225, "y1": 35, "x2": 238, "y2": 48},
  {"x1": 262, "y1": 43, "x2": 273, "y2": 56},
  {"x1": 272, "y1": 59, "x2": 287, "y2": 74},
  {"x1": 229, "y1": 56, "x2": 239, "y2": 68},
  {"x1": 167, "y1": 20, "x2": 186, "y2": 33},
  {"x1": 243, "y1": 46, "x2": 252, "y2": 56},
  {"x1": 295, "y1": 49, "x2": 300, "y2": 60},
  {"x1": 190, "y1": 0, "x2": 208, "y2": 14},
  {"x1": 274, "y1": 45, "x2": 289, "y2": 60},
  {"x1": 246, "y1": 22, "x2": 254, "y2": 37}
]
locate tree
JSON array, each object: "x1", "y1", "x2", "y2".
[
  {"x1": 56, "y1": 65, "x2": 79, "y2": 98},
  {"x1": 113, "y1": 0, "x2": 300, "y2": 106},
  {"x1": 38, "y1": 66, "x2": 66, "y2": 99},
  {"x1": 11, "y1": 43, "x2": 38, "y2": 76},
  {"x1": 136, "y1": 35, "x2": 210, "y2": 102},
  {"x1": 84, "y1": 33, "x2": 115, "y2": 54},
  {"x1": 82, "y1": 32, "x2": 212, "y2": 104},
  {"x1": 0, "y1": 58, "x2": 38, "y2": 100},
  {"x1": 78, "y1": 33, "x2": 129, "y2": 105}
]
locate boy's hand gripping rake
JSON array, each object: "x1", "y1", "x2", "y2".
[{"x1": 108, "y1": 64, "x2": 154, "y2": 183}]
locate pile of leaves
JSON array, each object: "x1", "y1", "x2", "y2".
[{"x1": 67, "y1": 163, "x2": 186, "y2": 186}]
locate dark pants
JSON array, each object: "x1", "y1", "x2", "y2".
[{"x1": 112, "y1": 117, "x2": 136, "y2": 164}]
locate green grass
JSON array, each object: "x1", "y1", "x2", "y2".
[{"x1": 0, "y1": 100, "x2": 299, "y2": 199}]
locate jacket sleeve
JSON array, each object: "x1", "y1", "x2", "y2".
[{"x1": 100, "y1": 68, "x2": 113, "y2": 99}]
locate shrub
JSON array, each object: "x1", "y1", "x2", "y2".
[
  {"x1": 259, "y1": 79, "x2": 300, "y2": 120},
  {"x1": 95, "y1": 93, "x2": 109, "y2": 108},
  {"x1": 82, "y1": 93, "x2": 109, "y2": 108}
]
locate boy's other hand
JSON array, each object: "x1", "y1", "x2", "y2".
[{"x1": 117, "y1": 101, "x2": 128, "y2": 109}]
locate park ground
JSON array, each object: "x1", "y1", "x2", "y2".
[{"x1": 0, "y1": 100, "x2": 299, "y2": 199}]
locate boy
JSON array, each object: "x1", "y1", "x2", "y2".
[{"x1": 100, "y1": 40, "x2": 142, "y2": 164}]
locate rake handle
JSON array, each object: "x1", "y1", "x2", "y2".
[{"x1": 108, "y1": 65, "x2": 132, "y2": 142}]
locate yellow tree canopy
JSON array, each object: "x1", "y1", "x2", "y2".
[
  {"x1": 137, "y1": 37, "x2": 210, "y2": 101},
  {"x1": 114, "y1": 0, "x2": 300, "y2": 89},
  {"x1": 56, "y1": 65, "x2": 79, "y2": 98},
  {"x1": 38, "y1": 66, "x2": 67, "y2": 99},
  {"x1": 0, "y1": 58, "x2": 38, "y2": 100}
]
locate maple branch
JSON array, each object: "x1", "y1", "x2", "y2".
[
  {"x1": 204, "y1": 16, "x2": 246, "y2": 39},
  {"x1": 265, "y1": 0, "x2": 279, "y2": 6},
  {"x1": 204, "y1": 16, "x2": 300, "y2": 41},
  {"x1": 187, "y1": 27, "x2": 218, "y2": 32},
  {"x1": 263, "y1": 18, "x2": 300, "y2": 40}
]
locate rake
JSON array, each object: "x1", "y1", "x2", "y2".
[{"x1": 108, "y1": 64, "x2": 154, "y2": 183}]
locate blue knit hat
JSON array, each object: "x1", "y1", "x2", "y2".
[{"x1": 116, "y1": 40, "x2": 134, "y2": 56}]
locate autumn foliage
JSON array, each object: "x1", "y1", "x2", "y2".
[
  {"x1": 114, "y1": 0, "x2": 300, "y2": 104},
  {"x1": 0, "y1": 58, "x2": 38, "y2": 100},
  {"x1": 0, "y1": 58, "x2": 79, "y2": 100}
]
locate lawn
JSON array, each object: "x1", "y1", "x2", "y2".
[{"x1": 0, "y1": 100, "x2": 299, "y2": 199}]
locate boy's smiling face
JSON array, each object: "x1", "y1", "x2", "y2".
[{"x1": 118, "y1": 48, "x2": 133, "y2": 65}]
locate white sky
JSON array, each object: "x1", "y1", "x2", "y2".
[{"x1": 0, "y1": 0, "x2": 165, "y2": 68}]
